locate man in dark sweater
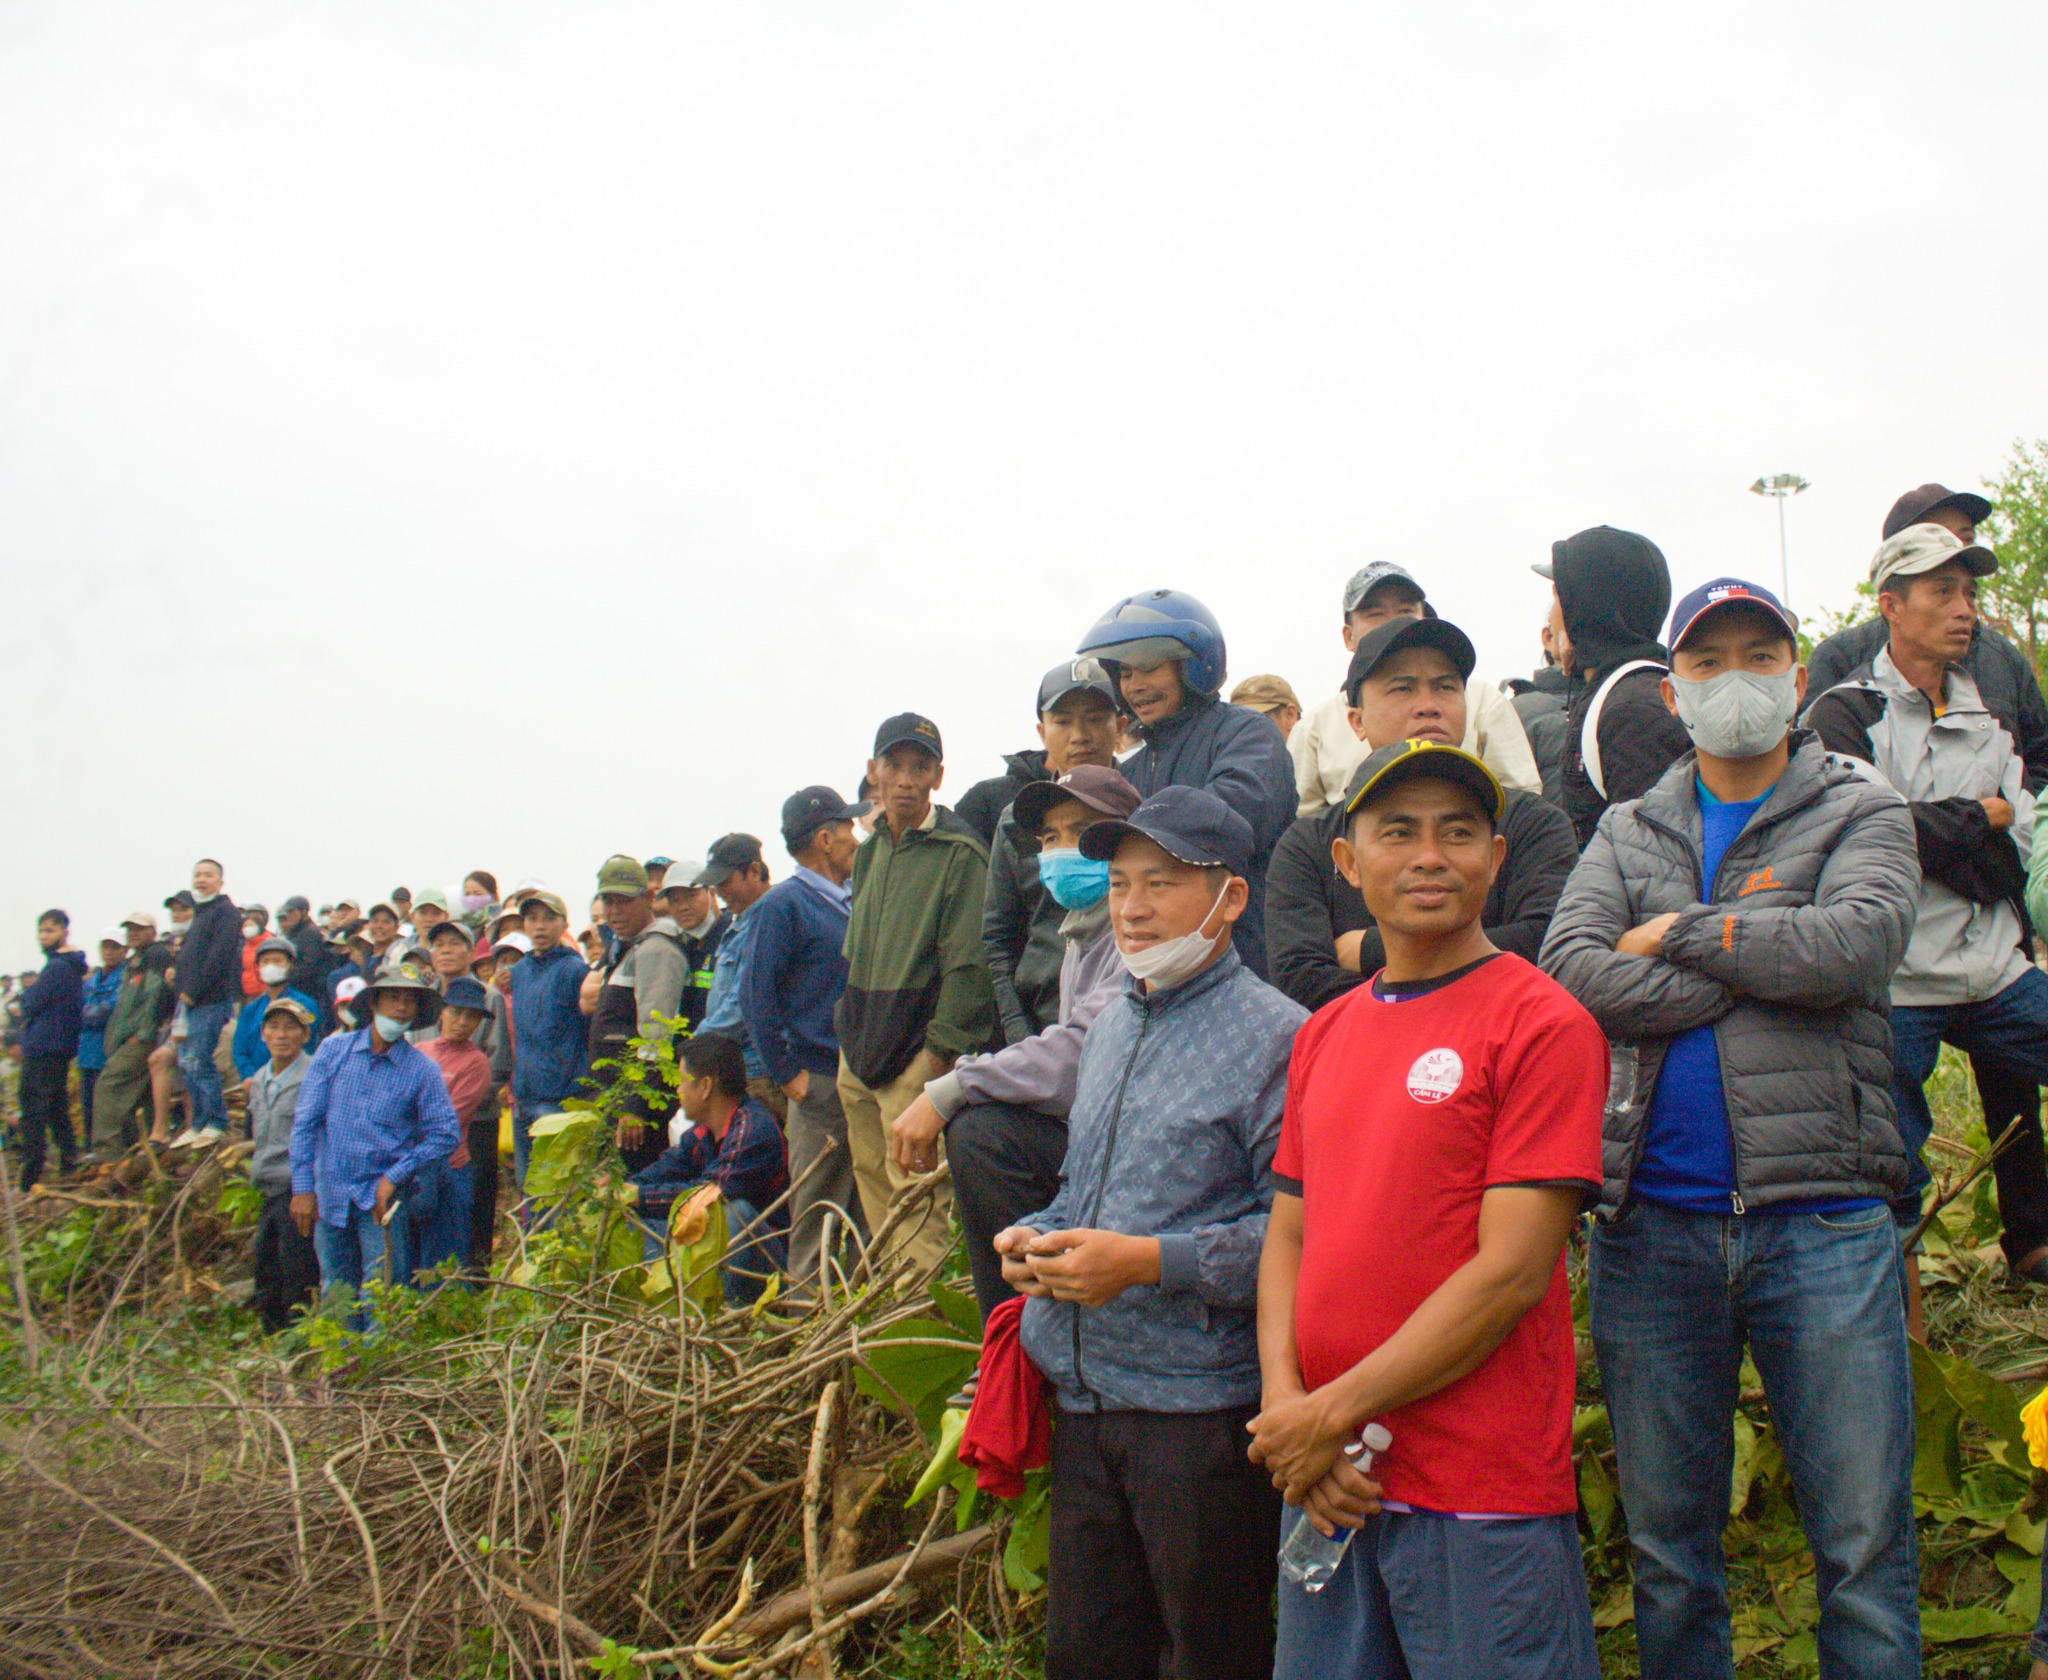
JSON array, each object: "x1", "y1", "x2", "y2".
[
  {"x1": 744, "y1": 785, "x2": 871, "y2": 1294},
  {"x1": 982, "y1": 660, "x2": 1122, "y2": 1045},
  {"x1": 1267, "y1": 617, "x2": 1579, "y2": 1014},
  {"x1": 172, "y1": 858, "x2": 242, "y2": 1146},
  {"x1": 1536, "y1": 527, "x2": 1693, "y2": 846}
]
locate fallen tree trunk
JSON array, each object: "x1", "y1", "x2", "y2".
[{"x1": 737, "y1": 1525, "x2": 997, "y2": 1641}]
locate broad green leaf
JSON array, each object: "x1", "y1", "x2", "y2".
[
  {"x1": 1728, "y1": 1413, "x2": 1759, "y2": 1517},
  {"x1": 1570, "y1": 1406, "x2": 1610, "y2": 1451},
  {"x1": 1921, "y1": 1603, "x2": 2020, "y2": 1642},
  {"x1": 1933, "y1": 1344, "x2": 2031, "y2": 1472},
  {"x1": 908, "y1": 1407, "x2": 969, "y2": 1508},
  {"x1": 853, "y1": 1317, "x2": 979, "y2": 1438},
  {"x1": 2006, "y1": 1553, "x2": 2044, "y2": 1626},
  {"x1": 1577, "y1": 1446, "x2": 1616, "y2": 1543},
  {"x1": 2008, "y1": 1508, "x2": 2046, "y2": 1556},
  {"x1": 927, "y1": 1278, "x2": 984, "y2": 1342},
  {"x1": 1002, "y1": 1476, "x2": 1051, "y2": 1592},
  {"x1": 1910, "y1": 1339, "x2": 1964, "y2": 1499},
  {"x1": 522, "y1": 1113, "x2": 603, "y2": 1197}
]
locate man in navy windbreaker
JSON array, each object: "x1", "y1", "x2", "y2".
[
  {"x1": 507, "y1": 890, "x2": 590, "y2": 1188},
  {"x1": 12, "y1": 910, "x2": 87, "y2": 1189}
]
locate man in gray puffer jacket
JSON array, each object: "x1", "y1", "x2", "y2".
[{"x1": 1542, "y1": 577, "x2": 1923, "y2": 1679}]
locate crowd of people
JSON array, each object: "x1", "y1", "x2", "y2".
[{"x1": 11, "y1": 477, "x2": 2048, "y2": 1679}]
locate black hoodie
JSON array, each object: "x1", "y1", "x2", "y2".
[
  {"x1": 955, "y1": 749, "x2": 1050, "y2": 847},
  {"x1": 1551, "y1": 526, "x2": 1693, "y2": 845}
]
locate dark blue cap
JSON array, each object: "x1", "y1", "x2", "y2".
[
  {"x1": 1078, "y1": 784, "x2": 1254, "y2": 878},
  {"x1": 442, "y1": 977, "x2": 490, "y2": 1013},
  {"x1": 1667, "y1": 577, "x2": 1799, "y2": 653},
  {"x1": 781, "y1": 785, "x2": 871, "y2": 848}
]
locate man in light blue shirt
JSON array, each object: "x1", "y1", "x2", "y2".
[
  {"x1": 693, "y1": 833, "x2": 779, "y2": 1108},
  {"x1": 289, "y1": 958, "x2": 461, "y2": 1318}
]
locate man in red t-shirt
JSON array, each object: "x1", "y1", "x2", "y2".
[{"x1": 1249, "y1": 740, "x2": 1605, "y2": 1680}]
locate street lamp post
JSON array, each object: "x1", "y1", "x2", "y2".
[{"x1": 1749, "y1": 473, "x2": 1810, "y2": 609}]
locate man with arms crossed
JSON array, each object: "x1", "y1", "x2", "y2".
[
  {"x1": 1253, "y1": 740, "x2": 1605, "y2": 1679},
  {"x1": 1549, "y1": 578, "x2": 1921, "y2": 1676}
]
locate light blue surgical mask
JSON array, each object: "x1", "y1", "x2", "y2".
[
  {"x1": 372, "y1": 1011, "x2": 410, "y2": 1042},
  {"x1": 1037, "y1": 848, "x2": 1110, "y2": 911}
]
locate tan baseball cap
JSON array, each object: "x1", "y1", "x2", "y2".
[
  {"x1": 520, "y1": 890, "x2": 571, "y2": 920},
  {"x1": 1229, "y1": 673, "x2": 1301, "y2": 714},
  {"x1": 121, "y1": 910, "x2": 159, "y2": 934},
  {"x1": 1871, "y1": 522, "x2": 1997, "y2": 590}
]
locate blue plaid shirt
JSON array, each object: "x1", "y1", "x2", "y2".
[
  {"x1": 289, "y1": 1028, "x2": 462, "y2": 1227},
  {"x1": 629, "y1": 1097, "x2": 789, "y2": 1223}
]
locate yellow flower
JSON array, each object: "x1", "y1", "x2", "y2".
[{"x1": 2022, "y1": 1385, "x2": 2048, "y2": 1471}]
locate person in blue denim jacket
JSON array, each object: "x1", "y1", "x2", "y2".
[{"x1": 997, "y1": 785, "x2": 1306, "y2": 1680}]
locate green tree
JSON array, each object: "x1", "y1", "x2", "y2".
[{"x1": 1978, "y1": 437, "x2": 2048, "y2": 679}]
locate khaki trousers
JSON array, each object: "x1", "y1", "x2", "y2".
[
  {"x1": 837, "y1": 1050, "x2": 953, "y2": 1279},
  {"x1": 92, "y1": 1038, "x2": 152, "y2": 1148}
]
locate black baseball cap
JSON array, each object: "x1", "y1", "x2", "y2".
[
  {"x1": 281, "y1": 894, "x2": 311, "y2": 914},
  {"x1": 1079, "y1": 784, "x2": 1254, "y2": 879},
  {"x1": 873, "y1": 712, "x2": 944, "y2": 761},
  {"x1": 782, "y1": 786, "x2": 871, "y2": 849},
  {"x1": 1036, "y1": 658, "x2": 1116, "y2": 715},
  {"x1": 1882, "y1": 482, "x2": 1993, "y2": 540},
  {"x1": 691, "y1": 834, "x2": 765, "y2": 889},
  {"x1": 1343, "y1": 740, "x2": 1504, "y2": 823},
  {"x1": 1012, "y1": 764, "x2": 1142, "y2": 838},
  {"x1": 164, "y1": 889, "x2": 196, "y2": 912},
  {"x1": 1343, "y1": 617, "x2": 1477, "y2": 705}
]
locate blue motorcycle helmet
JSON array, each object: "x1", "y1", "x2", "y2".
[{"x1": 1075, "y1": 589, "x2": 1228, "y2": 703}]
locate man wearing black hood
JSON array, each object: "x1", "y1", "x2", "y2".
[
  {"x1": 1538, "y1": 526, "x2": 1693, "y2": 846},
  {"x1": 977, "y1": 660, "x2": 1122, "y2": 1043}
]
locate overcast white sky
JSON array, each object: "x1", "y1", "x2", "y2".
[{"x1": 3, "y1": 1, "x2": 2045, "y2": 968}]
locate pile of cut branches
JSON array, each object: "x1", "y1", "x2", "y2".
[{"x1": 0, "y1": 1112, "x2": 1011, "y2": 1678}]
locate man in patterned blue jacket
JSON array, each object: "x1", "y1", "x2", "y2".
[{"x1": 997, "y1": 784, "x2": 1307, "y2": 1680}]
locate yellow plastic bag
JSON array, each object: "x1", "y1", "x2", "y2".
[
  {"x1": 2022, "y1": 1386, "x2": 2048, "y2": 1471},
  {"x1": 497, "y1": 1101, "x2": 515, "y2": 1159}
]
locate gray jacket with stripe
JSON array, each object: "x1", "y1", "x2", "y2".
[
  {"x1": 1806, "y1": 647, "x2": 2036, "y2": 1007},
  {"x1": 1540, "y1": 733, "x2": 1919, "y2": 1215}
]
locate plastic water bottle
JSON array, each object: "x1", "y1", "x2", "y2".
[
  {"x1": 1605, "y1": 1043, "x2": 1638, "y2": 1123},
  {"x1": 1277, "y1": 1422, "x2": 1393, "y2": 1590}
]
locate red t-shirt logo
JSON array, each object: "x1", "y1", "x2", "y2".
[{"x1": 1406, "y1": 1048, "x2": 1464, "y2": 1104}]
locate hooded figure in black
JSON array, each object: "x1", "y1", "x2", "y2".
[{"x1": 1541, "y1": 525, "x2": 1693, "y2": 846}]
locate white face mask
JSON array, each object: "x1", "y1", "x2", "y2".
[
  {"x1": 258, "y1": 963, "x2": 289, "y2": 985},
  {"x1": 243, "y1": 922, "x2": 263, "y2": 939},
  {"x1": 192, "y1": 890, "x2": 218, "y2": 905},
  {"x1": 1117, "y1": 880, "x2": 1232, "y2": 989},
  {"x1": 1669, "y1": 667, "x2": 1800, "y2": 761}
]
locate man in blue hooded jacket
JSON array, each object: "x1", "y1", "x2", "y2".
[{"x1": 1077, "y1": 590, "x2": 1297, "y2": 978}]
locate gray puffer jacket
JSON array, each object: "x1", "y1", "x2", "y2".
[{"x1": 1540, "y1": 733, "x2": 1920, "y2": 1214}]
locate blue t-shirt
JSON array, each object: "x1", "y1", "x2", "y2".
[{"x1": 1631, "y1": 779, "x2": 1876, "y2": 1217}]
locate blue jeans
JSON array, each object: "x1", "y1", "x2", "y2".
[
  {"x1": 1590, "y1": 1199, "x2": 1919, "y2": 1679},
  {"x1": 1891, "y1": 968, "x2": 2048, "y2": 1222},
  {"x1": 313, "y1": 1203, "x2": 390, "y2": 1332},
  {"x1": 388, "y1": 1157, "x2": 469, "y2": 1287},
  {"x1": 1275, "y1": 1505, "x2": 1597, "y2": 1680},
  {"x1": 178, "y1": 1000, "x2": 232, "y2": 1131},
  {"x1": 639, "y1": 1195, "x2": 788, "y2": 1307}
]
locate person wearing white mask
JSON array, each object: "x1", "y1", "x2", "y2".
[
  {"x1": 288, "y1": 957, "x2": 461, "y2": 1327},
  {"x1": 224, "y1": 935, "x2": 323, "y2": 1089},
  {"x1": 1544, "y1": 575, "x2": 1923, "y2": 1676},
  {"x1": 993, "y1": 784, "x2": 1307, "y2": 1680}
]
